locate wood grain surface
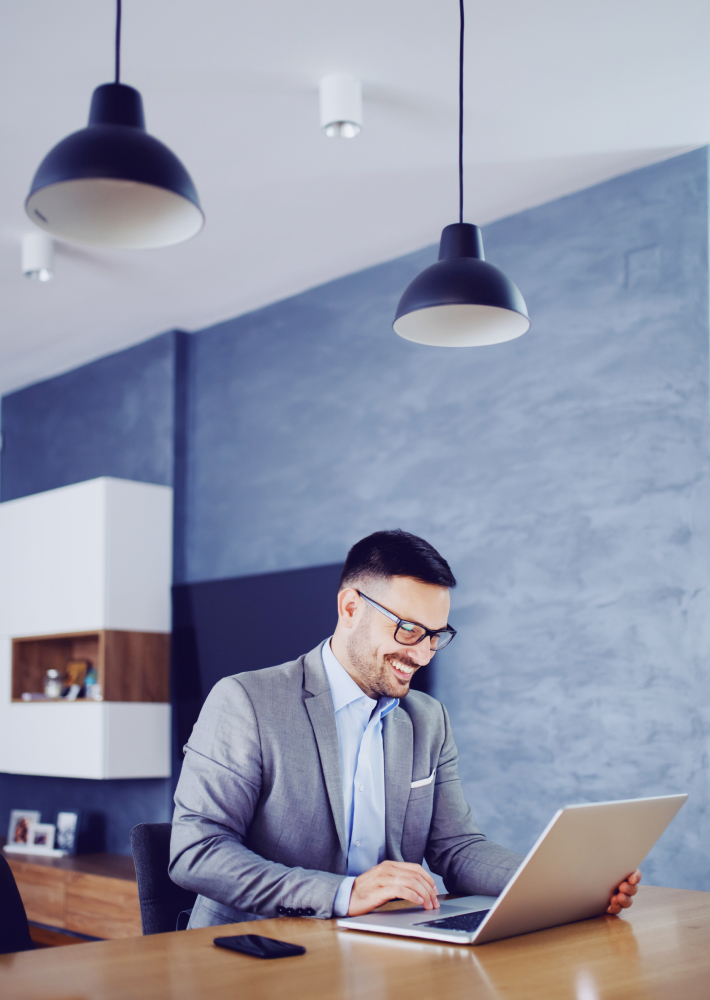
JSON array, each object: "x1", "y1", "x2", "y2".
[
  {"x1": 6, "y1": 859, "x2": 65, "y2": 927},
  {"x1": 29, "y1": 925, "x2": 93, "y2": 948},
  {"x1": 1, "y1": 885, "x2": 708, "y2": 999},
  {"x1": 5, "y1": 850, "x2": 141, "y2": 940},
  {"x1": 11, "y1": 630, "x2": 169, "y2": 703},
  {"x1": 4, "y1": 846, "x2": 137, "y2": 880}
]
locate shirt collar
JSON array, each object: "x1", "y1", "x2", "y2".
[{"x1": 322, "y1": 638, "x2": 399, "y2": 718}]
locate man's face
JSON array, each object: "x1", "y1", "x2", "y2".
[{"x1": 342, "y1": 576, "x2": 451, "y2": 699}]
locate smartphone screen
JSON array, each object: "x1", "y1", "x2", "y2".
[{"x1": 214, "y1": 935, "x2": 306, "y2": 959}]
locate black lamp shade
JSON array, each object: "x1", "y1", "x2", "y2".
[
  {"x1": 25, "y1": 84, "x2": 204, "y2": 249},
  {"x1": 393, "y1": 223, "x2": 530, "y2": 346}
]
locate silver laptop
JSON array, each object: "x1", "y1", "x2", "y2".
[{"x1": 337, "y1": 793, "x2": 687, "y2": 945}]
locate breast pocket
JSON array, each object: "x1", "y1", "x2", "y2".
[
  {"x1": 410, "y1": 767, "x2": 436, "y2": 789},
  {"x1": 407, "y1": 767, "x2": 437, "y2": 802},
  {"x1": 403, "y1": 767, "x2": 437, "y2": 857}
]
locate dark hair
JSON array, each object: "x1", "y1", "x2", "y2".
[{"x1": 339, "y1": 529, "x2": 456, "y2": 591}]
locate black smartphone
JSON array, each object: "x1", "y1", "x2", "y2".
[{"x1": 214, "y1": 934, "x2": 306, "y2": 959}]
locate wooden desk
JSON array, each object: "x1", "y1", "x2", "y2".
[
  {"x1": 3, "y1": 847, "x2": 141, "y2": 940},
  {"x1": 1, "y1": 885, "x2": 708, "y2": 999}
]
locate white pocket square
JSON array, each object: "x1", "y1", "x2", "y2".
[{"x1": 411, "y1": 767, "x2": 436, "y2": 788}]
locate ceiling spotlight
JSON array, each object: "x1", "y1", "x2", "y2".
[
  {"x1": 25, "y1": 0, "x2": 203, "y2": 249},
  {"x1": 22, "y1": 232, "x2": 54, "y2": 282},
  {"x1": 319, "y1": 73, "x2": 362, "y2": 138}
]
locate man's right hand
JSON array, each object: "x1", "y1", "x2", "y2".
[{"x1": 348, "y1": 860, "x2": 440, "y2": 916}]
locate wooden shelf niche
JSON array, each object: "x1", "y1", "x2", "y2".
[{"x1": 12, "y1": 631, "x2": 169, "y2": 704}]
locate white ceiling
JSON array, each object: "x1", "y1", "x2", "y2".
[{"x1": 0, "y1": 0, "x2": 707, "y2": 396}]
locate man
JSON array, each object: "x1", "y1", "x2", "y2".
[{"x1": 170, "y1": 530, "x2": 640, "y2": 927}]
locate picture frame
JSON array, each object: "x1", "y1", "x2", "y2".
[
  {"x1": 28, "y1": 822, "x2": 56, "y2": 850},
  {"x1": 56, "y1": 811, "x2": 79, "y2": 854},
  {"x1": 6, "y1": 810, "x2": 40, "y2": 846},
  {"x1": 3, "y1": 810, "x2": 69, "y2": 857}
]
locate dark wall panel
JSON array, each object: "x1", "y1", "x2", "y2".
[
  {"x1": 0, "y1": 775, "x2": 172, "y2": 855},
  {"x1": 172, "y1": 563, "x2": 342, "y2": 764}
]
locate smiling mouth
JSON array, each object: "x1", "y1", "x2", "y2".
[{"x1": 389, "y1": 659, "x2": 417, "y2": 682}]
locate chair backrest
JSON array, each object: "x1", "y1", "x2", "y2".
[
  {"x1": 130, "y1": 823, "x2": 197, "y2": 935},
  {"x1": 0, "y1": 853, "x2": 34, "y2": 954}
]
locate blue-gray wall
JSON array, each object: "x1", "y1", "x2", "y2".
[
  {"x1": 2, "y1": 148, "x2": 709, "y2": 887},
  {"x1": 1, "y1": 331, "x2": 178, "y2": 502}
]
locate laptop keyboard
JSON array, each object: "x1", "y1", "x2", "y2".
[{"x1": 416, "y1": 909, "x2": 491, "y2": 933}]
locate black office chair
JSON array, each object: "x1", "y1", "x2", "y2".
[
  {"x1": 0, "y1": 853, "x2": 35, "y2": 955},
  {"x1": 130, "y1": 823, "x2": 197, "y2": 935}
]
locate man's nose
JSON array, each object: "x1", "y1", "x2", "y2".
[{"x1": 410, "y1": 641, "x2": 435, "y2": 666}]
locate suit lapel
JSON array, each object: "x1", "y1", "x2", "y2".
[
  {"x1": 303, "y1": 648, "x2": 348, "y2": 860},
  {"x1": 383, "y1": 706, "x2": 413, "y2": 860}
]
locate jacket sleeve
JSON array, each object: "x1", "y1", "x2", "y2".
[
  {"x1": 425, "y1": 703, "x2": 524, "y2": 896},
  {"x1": 169, "y1": 676, "x2": 344, "y2": 918}
]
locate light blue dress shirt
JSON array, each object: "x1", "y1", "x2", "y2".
[{"x1": 322, "y1": 639, "x2": 398, "y2": 917}]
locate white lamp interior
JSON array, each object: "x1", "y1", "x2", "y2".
[
  {"x1": 319, "y1": 73, "x2": 362, "y2": 138},
  {"x1": 393, "y1": 303, "x2": 531, "y2": 347},
  {"x1": 26, "y1": 178, "x2": 204, "y2": 250}
]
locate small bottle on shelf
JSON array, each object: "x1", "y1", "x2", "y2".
[
  {"x1": 84, "y1": 666, "x2": 103, "y2": 701},
  {"x1": 44, "y1": 669, "x2": 62, "y2": 699}
]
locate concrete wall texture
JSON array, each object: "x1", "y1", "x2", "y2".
[
  {"x1": 2, "y1": 148, "x2": 709, "y2": 887},
  {"x1": 1, "y1": 331, "x2": 177, "y2": 502}
]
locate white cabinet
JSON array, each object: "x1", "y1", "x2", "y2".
[
  {"x1": 0, "y1": 478, "x2": 173, "y2": 780},
  {"x1": 0, "y1": 477, "x2": 173, "y2": 636}
]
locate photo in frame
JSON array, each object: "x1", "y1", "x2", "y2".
[
  {"x1": 56, "y1": 812, "x2": 79, "y2": 854},
  {"x1": 28, "y1": 822, "x2": 56, "y2": 850},
  {"x1": 6, "y1": 810, "x2": 40, "y2": 846},
  {"x1": 4, "y1": 810, "x2": 69, "y2": 857}
]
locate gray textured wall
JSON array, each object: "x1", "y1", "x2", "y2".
[
  {"x1": 185, "y1": 149, "x2": 710, "y2": 889},
  {"x1": 1, "y1": 331, "x2": 177, "y2": 502}
]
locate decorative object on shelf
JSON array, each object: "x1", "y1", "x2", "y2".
[
  {"x1": 21, "y1": 232, "x2": 54, "y2": 281},
  {"x1": 7, "y1": 810, "x2": 40, "y2": 846},
  {"x1": 392, "y1": 0, "x2": 530, "y2": 347},
  {"x1": 84, "y1": 666, "x2": 103, "y2": 701},
  {"x1": 11, "y1": 632, "x2": 168, "y2": 704},
  {"x1": 62, "y1": 659, "x2": 89, "y2": 699},
  {"x1": 25, "y1": 0, "x2": 204, "y2": 249},
  {"x1": 319, "y1": 73, "x2": 362, "y2": 138},
  {"x1": 4, "y1": 811, "x2": 70, "y2": 857},
  {"x1": 28, "y1": 822, "x2": 56, "y2": 850},
  {"x1": 44, "y1": 668, "x2": 62, "y2": 698},
  {"x1": 56, "y1": 812, "x2": 79, "y2": 855}
]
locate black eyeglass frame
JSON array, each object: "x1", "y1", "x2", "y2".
[{"x1": 356, "y1": 590, "x2": 457, "y2": 650}]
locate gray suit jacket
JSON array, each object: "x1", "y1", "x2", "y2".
[{"x1": 169, "y1": 643, "x2": 523, "y2": 927}]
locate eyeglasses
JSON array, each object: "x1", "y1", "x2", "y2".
[{"x1": 356, "y1": 591, "x2": 457, "y2": 651}]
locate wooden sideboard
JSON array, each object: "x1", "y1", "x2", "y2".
[{"x1": 4, "y1": 845, "x2": 142, "y2": 941}]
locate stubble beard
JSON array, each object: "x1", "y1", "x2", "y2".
[{"x1": 346, "y1": 614, "x2": 421, "y2": 699}]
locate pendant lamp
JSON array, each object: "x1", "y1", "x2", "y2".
[
  {"x1": 25, "y1": 0, "x2": 204, "y2": 250},
  {"x1": 393, "y1": 0, "x2": 530, "y2": 346}
]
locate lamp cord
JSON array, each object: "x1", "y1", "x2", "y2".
[
  {"x1": 458, "y1": 0, "x2": 464, "y2": 224},
  {"x1": 115, "y1": 0, "x2": 122, "y2": 84}
]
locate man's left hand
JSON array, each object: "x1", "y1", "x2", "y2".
[{"x1": 606, "y1": 869, "x2": 641, "y2": 914}]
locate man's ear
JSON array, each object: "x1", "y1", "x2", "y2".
[{"x1": 337, "y1": 587, "x2": 360, "y2": 629}]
